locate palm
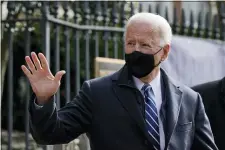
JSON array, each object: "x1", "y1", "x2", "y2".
[
  {"x1": 21, "y1": 52, "x2": 65, "y2": 103},
  {"x1": 30, "y1": 68, "x2": 58, "y2": 98}
]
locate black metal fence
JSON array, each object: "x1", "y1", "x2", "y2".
[{"x1": 1, "y1": 1, "x2": 225, "y2": 150}]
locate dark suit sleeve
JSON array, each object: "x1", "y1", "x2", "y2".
[
  {"x1": 191, "y1": 93, "x2": 218, "y2": 150},
  {"x1": 29, "y1": 81, "x2": 92, "y2": 145}
]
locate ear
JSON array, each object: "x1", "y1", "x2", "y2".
[{"x1": 161, "y1": 44, "x2": 170, "y2": 60}]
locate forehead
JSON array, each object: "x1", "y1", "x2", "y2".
[{"x1": 125, "y1": 21, "x2": 160, "y2": 43}]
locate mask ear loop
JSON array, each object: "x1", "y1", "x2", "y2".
[
  {"x1": 153, "y1": 47, "x2": 164, "y2": 67},
  {"x1": 153, "y1": 47, "x2": 163, "y2": 55}
]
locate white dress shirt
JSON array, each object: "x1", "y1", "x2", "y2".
[{"x1": 133, "y1": 71, "x2": 165, "y2": 150}]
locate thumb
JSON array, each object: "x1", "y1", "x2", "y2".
[{"x1": 54, "y1": 70, "x2": 66, "y2": 82}]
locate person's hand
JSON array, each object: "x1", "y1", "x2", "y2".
[{"x1": 21, "y1": 52, "x2": 65, "y2": 105}]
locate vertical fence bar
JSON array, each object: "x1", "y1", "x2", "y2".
[
  {"x1": 41, "y1": 2, "x2": 52, "y2": 150},
  {"x1": 6, "y1": 2, "x2": 15, "y2": 149},
  {"x1": 103, "y1": 1, "x2": 109, "y2": 58},
  {"x1": 120, "y1": 2, "x2": 126, "y2": 59},
  {"x1": 24, "y1": 2, "x2": 32, "y2": 149},
  {"x1": 52, "y1": 2, "x2": 62, "y2": 146},
  {"x1": 75, "y1": 31, "x2": 80, "y2": 93},
  {"x1": 188, "y1": 11, "x2": 194, "y2": 36},
  {"x1": 155, "y1": 3, "x2": 160, "y2": 14},
  {"x1": 148, "y1": 4, "x2": 152, "y2": 13},
  {"x1": 139, "y1": 3, "x2": 143, "y2": 12},
  {"x1": 73, "y1": 1, "x2": 80, "y2": 94},
  {"x1": 94, "y1": 30, "x2": 100, "y2": 57},
  {"x1": 180, "y1": 9, "x2": 185, "y2": 35},
  {"x1": 41, "y1": 2, "x2": 51, "y2": 63},
  {"x1": 53, "y1": 1, "x2": 61, "y2": 108},
  {"x1": 94, "y1": 2, "x2": 101, "y2": 57},
  {"x1": 112, "y1": 34, "x2": 118, "y2": 58},
  {"x1": 84, "y1": 1, "x2": 90, "y2": 79},
  {"x1": 112, "y1": 2, "x2": 118, "y2": 58},
  {"x1": 130, "y1": 2, "x2": 134, "y2": 17},
  {"x1": 212, "y1": 14, "x2": 220, "y2": 39},
  {"x1": 204, "y1": 12, "x2": 210, "y2": 38},
  {"x1": 172, "y1": 7, "x2": 178, "y2": 35},
  {"x1": 7, "y1": 26, "x2": 14, "y2": 150},
  {"x1": 24, "y1": 26, "x2": 31, "y2": 150},
  {"x1": 196, "y1": 12, "x2": 202, "y2": 37},
  {"x1": 63, "y1": 2, "x2": 71, "y2": 103},
  {"x1": 165, "y1": 7, "x2": 169, "y2": 21}
]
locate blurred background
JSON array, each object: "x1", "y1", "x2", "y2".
[{"x1": 1, "y1": 1, "x2": 225, "y2": 150}]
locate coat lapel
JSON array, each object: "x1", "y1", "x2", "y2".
[
  {"x1": 111, "y1": 65, "x2": 155, "y2": 145},
  {"x1": 161, "y1": 69, "x2": 183, "y2": 149},
  {"x1": 112, "y1": 84, "x2": 148, "y2": 133}
]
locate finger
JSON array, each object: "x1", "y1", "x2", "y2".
[
  {"x1": 54, "y1": 70, "x2": 66, "y2": 82},
  {"x1": 25, "y1": 56, "x2": 36, "y2": 73},
  {"x1": 21, "y1": 65, "x2": 32, "y2": 79},
  {"x1": 31, "y1": 52, "x2": 42, "y2": 70},
  {"x1": 38, "y1": 53, "x2": 49, "y2": 70}
]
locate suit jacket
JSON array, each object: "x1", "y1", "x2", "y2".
[
  {"x1": 29, "y1": 65, "x2": 218, "y2": 150},
  {"x1": 192, "y1": 77, "x2": 225, "y2": 150}
]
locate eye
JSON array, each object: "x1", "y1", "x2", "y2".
[
  {"x1": 127, "y1": 42, "x2": 135, "y2": 46},
  {"x1": 142, "y1": 43, "x2": 150, "y2": 48}
]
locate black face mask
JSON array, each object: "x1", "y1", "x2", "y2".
[{"x1": 125, "y1": 49, "x2": 162, "y2": 78}]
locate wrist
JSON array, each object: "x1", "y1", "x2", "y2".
[{"x1": 36, "y1": 95, "x2": 51, "y2": 105}]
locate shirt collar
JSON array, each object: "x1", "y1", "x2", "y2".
[{"x1": 133, "y1": 71, "x2": 161, "y2": 94}]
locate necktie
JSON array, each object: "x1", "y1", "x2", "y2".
[{"x1": 142, "y1": 84, "x2": 160, "y2": 150}]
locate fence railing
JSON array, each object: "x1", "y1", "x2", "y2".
[{"x1": 1, "y1": 1, "x2": 225, "y2": 150}]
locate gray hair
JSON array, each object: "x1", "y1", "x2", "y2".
[{"x1": 124, "y1": 12, "x2": 172, "y2": 47}]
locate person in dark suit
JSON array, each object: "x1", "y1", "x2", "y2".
[
  {"x1": 192, "y1": 77, "x2": 225, "y2": 150},
  {"x1": 21, "y1": 13, "x2": 218, "y2": 150}
]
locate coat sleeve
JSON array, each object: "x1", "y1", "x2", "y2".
[
  {"x1": 29, "y1": 81, "x2": 92, "y2": 145},
  {"x1": 191, "y1": 93, "x2": 218, "y2": 150}
]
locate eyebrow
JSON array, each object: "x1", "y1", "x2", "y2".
[
  {"x1": 125, "y1": 39, "x2": 136, "y2": 42},
  {"x1": 126, "y1": 38, "x2": 155, "y2": 44}
]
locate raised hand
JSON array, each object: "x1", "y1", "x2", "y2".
[{"x1": 21, "y1": 52, "x2": 65, "y2": 104}]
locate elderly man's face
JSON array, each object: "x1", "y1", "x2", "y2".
[{"x1": 125, "y1": 21, "x2": 166, "y2": 64}]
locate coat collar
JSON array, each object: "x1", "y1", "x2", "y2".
[{"x1": 111, "y1": 64, "x2": 135, "y2": 87}]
